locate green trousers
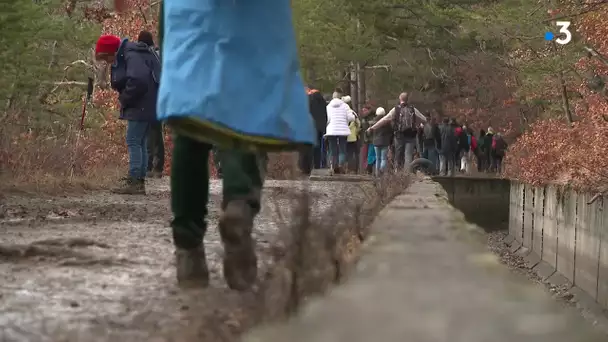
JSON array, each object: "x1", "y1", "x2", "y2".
[{"x1": 171, "y1": 134, "x2": 267, "y2": 249}]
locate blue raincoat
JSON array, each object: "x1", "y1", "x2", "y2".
[{"x1": 157, "y1": 0, "x2": 316, "y2": 151}]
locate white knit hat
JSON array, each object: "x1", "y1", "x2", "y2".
[{"x1": 376, "y1": 107, "x2": 386, "y2": 116}]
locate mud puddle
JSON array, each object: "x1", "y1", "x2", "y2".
[{"x1": 0, "y1": 179, "x2": 360, "y2": 341}]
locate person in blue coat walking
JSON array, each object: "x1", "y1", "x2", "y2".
[{"x1": 112, "y1": 0, "x2": 316, "y2": 291}]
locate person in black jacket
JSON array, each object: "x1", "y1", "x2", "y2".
[
  {"x1": 438, "y1": 117, "x2": 458, "y2": 176},
  {"x1": 421, "y1": 115, "x2": 441, "y2": 173},
  {"x1": 95, "y1": 34, "x2": 161, "y2": 194},
  {"x1": 298, "y1": 86, "x2": 328, "y2": 175}
]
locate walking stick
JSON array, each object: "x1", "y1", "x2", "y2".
[{"x1": 70, "y1": 77, "x2": 94, "y2": 180}]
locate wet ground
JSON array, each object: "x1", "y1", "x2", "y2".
[{"x1": 0, "y1": 179, "x2": 365, "y2": 341}]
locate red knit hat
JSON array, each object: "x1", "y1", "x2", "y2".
[{"x1": 95, "y1": 35, "x2": 122, "y2": 55}]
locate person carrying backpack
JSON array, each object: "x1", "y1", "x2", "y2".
[
  {"x1": 137, "y1": 31, "x2": 166, "y2": 179},
  {"x1": 476, "y1": 129, "x2": 485, "y2": 172},
  {"x1": 491, "y1": 132, "x2": 508, "y2": 174},
  {"x1": 438, "y1": 117, "x2": 458, "y2": 176},
  {"x1": 366, "y1": 92, "x2": 426, "y2": 171},
  {"x1": 95, "y1": 34, "x2": 161, "y2": 194},
  {"x1": 421, "y1": 116, "x2": 441, "y2": 173}
]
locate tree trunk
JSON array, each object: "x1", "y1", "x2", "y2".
[
  {"x1": 552, "y1": 41, "x2": 573, "y2": 125},
  {"x1": 350, "y1": 62, "x2": 358, "y2": 110},
  {"x1": 357, "y1": 62, "x2": 365, "y2": 113}
]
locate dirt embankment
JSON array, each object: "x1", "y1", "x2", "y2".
[{"x1": 0, "y1": 178, "x2": 381, "y2": 341}]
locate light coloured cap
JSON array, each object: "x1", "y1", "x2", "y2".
[{"x1": 376, "y1": 107, "x2": 386, "y2": 116}]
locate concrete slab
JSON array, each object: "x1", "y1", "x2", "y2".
[
  {"x1": 574, "y1": 193, "x2": 601, "y2": 300},
  {"x1": 311, "y1": 168, "x2": 332, "y2": 176},
  {"x1": 556, "y1": 190, "x2": 577, "y2": 282},
  {"x1": 244, "y1": 180, "x2": 607, "y2": 342},
  {"x1": 504, "y1": 234, "x2": 515, "y2": 245},
  {"x1": 524, "y1": 252, "x2": 541, "y2": 269},
  {"x1": 598, "y1": 204, "x2": 608, "y2": 308},
  {"x1": 570, "y1": 286, "x2": 608, "y2": 325},
  {"x1": 512, "y1": 182, "x2": 525, "y2": 242},
  {"x1": 523, "y1": 184, "x2": 535, "y2": 248},
  {"x1": 534, "y1": 261, "x2": 557, "y2": 281},
  {"x1": 510, "y1": 240, "x2": 522, "y2": 253},
  {"x1": 542, "y1": 186, "x2": 558, "y2": 269},
  {"x1": 547, "y1": 271, "x2": 573, "y2": 288},
  {"x1": 532, "y1": 186, "x2": 545, "y2": 257},
  {"x1": 516, "y1": 246, "x2": 531, "y2": 257}
]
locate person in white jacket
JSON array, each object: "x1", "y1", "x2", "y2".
[{"x1": 326, "y1": 90, "x2": 355, "y2": 173}]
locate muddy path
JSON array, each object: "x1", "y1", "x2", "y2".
[{"x1": 0, "y1": 179, "x2": 364, "y2": 342}]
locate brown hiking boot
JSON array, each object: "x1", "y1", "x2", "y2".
[
  {"x1": 219, "y1": 200, "x2": 257, "y2": 291},
  {"x1": 175, "y1": 246, "x2": 209, "y2": 288},
  {"x1": 110, "y1": 177, "x2": 145, "y2": 195}
]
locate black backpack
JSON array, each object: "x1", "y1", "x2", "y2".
[{"x1": 394, "y1": 104, "x2": 416, "y2": 133}]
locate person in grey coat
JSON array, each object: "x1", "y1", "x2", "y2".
[
  {"x1": 438, "y1": 118, "x2": 458, "y2": 176},
  {"x1": 370, "y1": 107, "x2": 393, "y2": 176}
]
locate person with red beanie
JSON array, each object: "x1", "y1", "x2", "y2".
[{"x1": 94, "y1": 33, "x2": 161, "y2": 195}]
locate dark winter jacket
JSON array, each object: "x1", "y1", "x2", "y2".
[
  {"x1": 111, "y1": 39, "x2": 161, "y2": 122},
  {"x1": 307, "y1": 89, "x2": 328, "y2": 133},
  {"x1": 455, "y1": 127, "x2": 469, "y2": 153},
  {"x1": 360, "y1": 114, "x2": 376, "y2": 144},
  {"x1": 483, "y1": 133, "x2": 494, "y2": 155},
  {"x1": 372, "y1": 117, "x2": 393, "y2": 147},
  {"x1": 422, "y1": 122, "x2": 441, "y2": 149},
  {"x1": 439, "y1": 123, "x2": 457, "y2": 155}
]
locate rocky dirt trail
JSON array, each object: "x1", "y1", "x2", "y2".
[{"x1": 0, "y1": 179, "x2": 363, "y2": 342}]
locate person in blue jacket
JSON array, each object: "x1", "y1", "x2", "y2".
[
  {"x1": 111, "y1": 0, "x2": 316, "y2": 291},
  {"x1": 95, "y1": 35, "x2": 161, "y2": 194}
]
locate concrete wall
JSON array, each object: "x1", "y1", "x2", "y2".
[
  {"x1": 433, "y1": 176, "x2": 510, "y2": 231},
  {"x1": 507, "y1": 181, "x2": 608, "y2": 309}
]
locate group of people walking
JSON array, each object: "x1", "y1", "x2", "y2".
[
  {"x1": 297, "y1": 89, "x2": 509, "y2": 177},
  {"x1": 298, "y1": 88, "x2": 362, "y2": 175},
  {"x1": 98, "y1": 0, "x2": 509, "y2": 293}
]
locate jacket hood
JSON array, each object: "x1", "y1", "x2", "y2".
[{"x1": 329, "y1": 98, "x2": 345, "y2": 108}]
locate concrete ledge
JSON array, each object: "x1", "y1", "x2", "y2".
[
  {"x1": 243, "y1": 180, "x2": 605, "y2": 342},
  {"x1": 309, "y1": 175, "x2": 373, "y2": 182}
]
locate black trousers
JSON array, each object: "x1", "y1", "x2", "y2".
[
  {"x1": 298, "y1": 130, "x2": 324, "y2": 175},
  {"x1": 146, "y1": 121, "x2": 165, "y2": 172},
  {"x1": 346, "y1": 141, "x2": 359, "y2": 172}
]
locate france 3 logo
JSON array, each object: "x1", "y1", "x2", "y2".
[{"x1": 544, "y1": 21, "x2": 572, "y2": 45}]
